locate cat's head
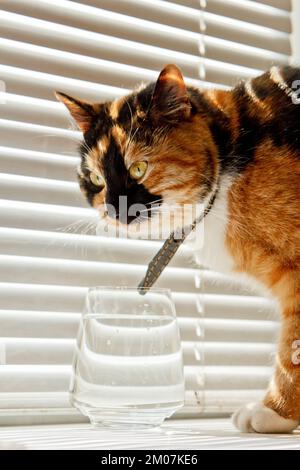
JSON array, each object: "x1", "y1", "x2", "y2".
[{"x1": 56, "y1": 64, "x2": 218, "y2": 237}]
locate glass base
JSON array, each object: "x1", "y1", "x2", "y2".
[{"x1": 72, "y1": 398, "x2": 183, "y2": 430}]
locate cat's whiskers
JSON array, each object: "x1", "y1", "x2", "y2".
[
  {"x1": 125, "y1": 126, "x2": 141, "y2": 159},
  {"x1": 124, "y1": 98, "x2": 135, "y2": 151},
  {"x1": 58, "y1": 217, "x2": 98, "y2": 236},
  {"x1": 68, "y1": 119, "x2": 78, "y2": 132},
  {"x1": 137, "y1": 206, "x2": 172, "y2": 216},
  {"x1": 57, "y1": 219, "x2": 86, "y2": 234},
  {"x1": 147, "y1": 198, "x2": 164, "y2": 205},
  {"x1": 81, "y1": 141, "x2": 94, "y2": 158},
  {"x1": 51, "y1": 217, "x2": 96, "y2": 258},
  {"x1": 81, "y1": 221, "x2": 97, "y2": 236},
  {"x1": 136, "y1": 199, "x2": 164, "y2": 214},
  {"x1": 38, "y1": 133, "x2": 79, "y2": 140}
]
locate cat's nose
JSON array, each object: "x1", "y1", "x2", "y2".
[
  {"x1": 105, "y1": 202, "x2": 125, "y2": 221},
  {"x1": 105, "y1": 193, "x2": 138, "y2": 224},
  {"x1": 106, "y1": 203, "x2": 118, "y2": 220},
  {"x1": 106, "y1": 203, "x2": 137, "y2": 224}
]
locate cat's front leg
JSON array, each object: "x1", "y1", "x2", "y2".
[{"x1": 233, "y1": 302, "x2": 300, "y2": 433}]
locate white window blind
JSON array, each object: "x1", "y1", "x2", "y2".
[{"x1": 0, "y1": 0, "x2": 290, "y2": 425}]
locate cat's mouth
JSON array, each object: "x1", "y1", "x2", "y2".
[
  {"x1": 96, "y1": 199, "x2": 204, "y2": 241},
  {"x1": 104, "y1": 200, "x2": 162, "y2": 226}
]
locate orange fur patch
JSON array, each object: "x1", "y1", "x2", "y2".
[
  {"x1": 84, "y1": 147, "x2": 101, "y2": 174},
  {"x1": 111, "y1": 125, "x2": 127, "y2": 152},
  {"x1": 225, "y1": 138, "x2": 300, "y2": 420},
  {"x1": 135, "y1": 117, "x2": 219, "y2": 203},
  {"x1": 97, "y1": 135, "x2": 109, "y2": 155},
  {"x1": 204, "y1": 89, "x2": 240, "y2": 141},
  {"x1": 109, "y1": 96, "x2": 126, "y2": 120}
]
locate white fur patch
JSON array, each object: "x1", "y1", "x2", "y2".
[
  {"x1": 232, "y1": 402, "x2": 299, "y2": 433},
  {"x1": 192, "y1": 176, "x2": 234, "y2": 274},
  {"x1": 189, "y1": 177, "x2": 272, "y2": 296}
]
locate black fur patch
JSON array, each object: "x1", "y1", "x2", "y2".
[
  {"x1": 137, "y1": 83, "x2": 155, "y2": 112},
  {"x1": 103, "y1": 138, "x2": 161, "y2": 224},
  {"x1": 275, "y1": 67, "x2": 300, "y2": 153},
  {"x1": 117, "y1": 94, "x2": 138, "y2": 128},
  {"x1": 230, "y1": 83, "x2": 265, "y2": 173},
  {"x1": 188, "y1": 88, "x2": 233, "y2": 172},
  {"x1": 84, "y1": 105, "x2": 112, "y2": 149}
]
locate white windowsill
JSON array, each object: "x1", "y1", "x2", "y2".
[{"x1": 0, "y1": 419, "x2": 299, "y2": 450}]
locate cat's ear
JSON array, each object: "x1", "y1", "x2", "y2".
[
  {"x1": 55, "y1": 92, "x2": 96, "y2": 133},
  {"x1": 150, "y1": 64, "x2": 191, "y2": 124}
]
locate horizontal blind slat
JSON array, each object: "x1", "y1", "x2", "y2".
[
  {"x1": 0, "y1": 146, "x2": 79, "y2": 182},
  {"x1": 204, "y1": 37, "x2": 288, "y2": 71},
  {"x1": 0, "y1": 310, "x2": 80, "y2": 339},
  {"x1": 257, "y1": 0, "x2": 291, "y2": 11},
  {"x1": 206, "y1": 0, "x2": 291, "y2": 32},
  {"x1": 186, "y1": 366, "x2": 272, "y2": 391},
  {"x1": 172, "y1": 0, "x2": 291, "y2": 13},
  {"x1": 205, "y1": 13, "x2": 290, "y2": 55},
  {"x1": 0, "y1": 227, "x2": 191, "y2": 267},
  {"x1": 0, "y1": 392, "x2": 71, "y2": 409},
  {"x1": 0, "y1": 93, "x2": 71, "y2": 128},
  {"x1": 0, "y1": 365, "x2": 70, "y2": 393},
  {"x1": 183, "y1": 389, "x2": 265, "y2": 415},
  {"x1": 0, "y1": 199, "x2": 97, "y2": 234},
  {"x1": 78, "y1": 0, "x2": 291, "y2": 32},
  {"x1": 179, "y1": 318, "x2": 278, "y2": 343},
  {"x1": 0, "y1": 338, "x2": 74, "y2": 365},
  {"x1": 183, "y1": 342, "x2": 275, "y2": 367},
  {"x1": 175, "y1": 292, "x2": 277, "y2": 320},
  {"x1": 0, "y1": 173, "x2": 85, "y2": 207},
  {"x1": 204, "y1": 59, "x2": 259, "y2": 86},
  {"x1": 0, "y1": 283, "x2": 87, "y2": 313},
  {"x1": 0, "y1": 64, "x2": 126, "y2": 102},
  {"x1": 0, "y1": 119, "x2": 80, "y2": 154}
]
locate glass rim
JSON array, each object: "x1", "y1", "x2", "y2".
[
  {"x1": 84, "y1": 286, "x2": 176, "y2": 317},
  {"x1": 87, "y1": 286, "x2": 172, "y2": 295}
]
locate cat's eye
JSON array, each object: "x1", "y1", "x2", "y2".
[
  {"x1": 90, "y1": 172, "x2": 105, "y2": 188},
  {"x1": 129, "y1": 161, "x2": 148, "y2": 180}
]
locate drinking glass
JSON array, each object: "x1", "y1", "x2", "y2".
[{"x1": 70, "y1": 287, "x2": 184, "y2": 428}]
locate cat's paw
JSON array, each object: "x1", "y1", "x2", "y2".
[{"x1": 232, "y1": 402, "x2": 299, "y2": 433}]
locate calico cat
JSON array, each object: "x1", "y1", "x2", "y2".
[{"x1": 56, "y1": 64, "x2": 300, "y2": 433}]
